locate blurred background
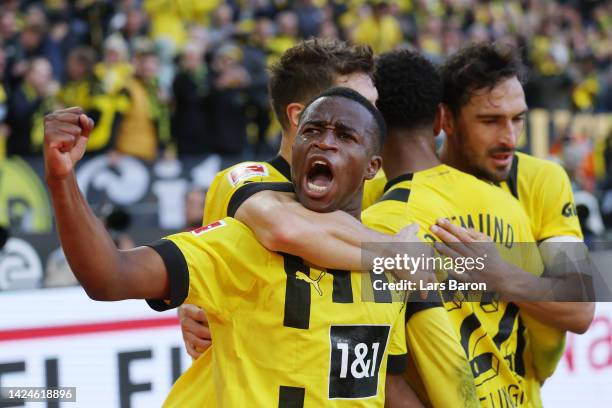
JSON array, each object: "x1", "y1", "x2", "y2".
[{"x1": 0, "y1": 0, "x2": 610, "y2": 407}]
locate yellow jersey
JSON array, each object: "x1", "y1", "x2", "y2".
[
  {"x1": 499, "y1": 152, "x2": 582, "y2": 241},
  {"x1": 203, "y1": 156, "x2": 293, "y2": 224},
  {"x1": 498, "y1": 152, "x2": 583, "y2": 384},
  {"x1": 148, "y1": 217, "x2": 407, "y2": 407},
  {"x1": 361, "y1": 164, "x2": 545, "y2": 408},
  {"x1": 203, "y1": 156, "x2": 385, "y2": 224}
]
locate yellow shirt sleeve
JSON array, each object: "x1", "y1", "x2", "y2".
[
  {"x1": 528, "y1": 161, "x2": 583, "y2": 241},
  {"x1": 203, "y1": 161, "x2": 289, "y2": 225},
  {"x1": 388, "y1": 307, "x2": 407, "y2": 355},
  {"x1": 146, "y1": 218, "x2": 266, "y2": 316},
  {"x1": 405, "y1": 298, "x2": 479, "y2": 408}
]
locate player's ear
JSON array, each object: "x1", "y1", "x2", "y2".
[
  {"x1": 441, "y1": 103, "x2": 455, "y2": 137},
  {"x1": 286, "y1": 103, "x2": 304, "y2": 130},
  {"x1": 364, "y1": 155, "x2": 382, "y2": 181},
  {"x1": 433, "y1": 104, "x2": 443, "y2": 136}
]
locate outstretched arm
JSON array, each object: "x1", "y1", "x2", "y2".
[
  {"x1": 44, "y1": 107, "x2": 169, "y2": 301},
  {"x1": 235, "y1": 190, "x2": 418, "y2": 270}
]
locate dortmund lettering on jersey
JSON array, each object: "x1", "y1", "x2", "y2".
[
  {"x1": 362, "y1": 164, "x2": 545, "y2": 408},
  {"x1": 147, "y1": 217, "x2": 407, "y2": 407},
  {"x1": 499, "y1": 152, "x2": 582, "y2": 241}
]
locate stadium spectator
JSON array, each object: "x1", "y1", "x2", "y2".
[
  {"x1": 268, "y1": 11, "x2": 299, "y2": 56},
  {"x1": 207, "y1": 43, "x2": 250, "y2": 156},
  {"x1": 171, "y1": 42, "x2": 211, "y2": 156},
  {"x1": 352, "y1": 1, "x2": 403, "y2": 54},
  {"x1": 184, "y1": 188, "x2": 207, "y2": 230},
  {"x1": 58, "y1": 46, "x2": 121, "y2": 154},
  {"x1": 115, "y1": 40, "x2": 170, "y2": 161},
  {"x1": 239, "y1": 19, "x2": 272, "y2": 155},
  {"x1": 57, "y1": 47, "x2": 97, "y2": 110},
  {"x1": 6, "y1": 57, "x2": 57, "y2": 156}
]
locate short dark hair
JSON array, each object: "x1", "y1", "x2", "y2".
[
  {"x1": 301, "y1": 86, "x2": 386, "y2": 152},
  {"x1": 440, "y1": 42, "x2": 527, "y2": 114},
  {"x1": 269, "y1": 38, "x2": 374, "y2": 130},
  {"x1": 374, "y1": 49, "x2": 442, "y2": 130}
]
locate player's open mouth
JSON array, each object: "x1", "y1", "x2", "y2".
[
  {"x1": 305, "y1": 159, "x2": 334, "y2": 197},
  {"x1": 490, "y1": 151, "x2": 513, "y2": 167}
]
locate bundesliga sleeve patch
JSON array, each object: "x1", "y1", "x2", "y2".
[
  {"x1": 191, "y1": 220, "x2": 226, "y2": 236},
  {"x1": 227, "y1": 163, "x2": 269, "y2": 186}
]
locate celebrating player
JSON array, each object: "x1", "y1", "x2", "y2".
[
  {"x1": 178, "y1": 38, "x2": 409, "y2": 361},
  {"x1": 433, "y1": 42, "x2": 595, "y2": 386},
  {"x1": 43, "y1": 89, "x2": 423, "y2": 407}
]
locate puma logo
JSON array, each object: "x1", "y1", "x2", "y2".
[{"x1": 296, "y1": 271, "x2": 325, "y2": 296}]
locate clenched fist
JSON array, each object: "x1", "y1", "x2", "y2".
[{"x1": 44, "y1": 107, "x2": 94, "y2": 180}]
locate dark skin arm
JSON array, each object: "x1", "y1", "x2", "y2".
[
  {"x1": 385, "y1": 374, "x2": 425, "y2": 408},
  {"x1": 44, "y1": 107, "x2": 169, "y2": 301}
]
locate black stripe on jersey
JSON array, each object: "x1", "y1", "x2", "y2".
[
  {"x1": 387, "y1": 353, "x2": 408, "y2": 374},
  {"x1": 379, "y1": 188, "x2": 411, "y2": 203},
  {"x1": 404, "y1": 291, "x2": 443, "y2": 322},
  {"x1": 281, "y1": 253, "x2": 312, "y2": 329},
  {"x1": 278, "y1": 386, "x2": 305, "y2": 408},
  {"x1": 505, "y1": 155, "x2": 519, "y2": 199},
  {"x1": 267, "y1": 155, "x2": 292, "y2": 180},
  {"x1": 227, "y1": 182, "x2": 294, "y2": 217},
  {"x1": 328, "y1": 269, "x2": 354, "y2": 303},
  {"x1": 492, "y1": 303, "x2": 519, "y2": 349},
  {"x1": 145, "y1": 239, "x2": 189, "y2": 312},
  {"x1": 370, "y1": 271, "x2": 393, "y2": 303},
  {"x1": 384, "y1": 173, "x2": 414, "y2": 192},
  {"x1": 471, "y1": 352, "x2": 496, "y2": 378},
  {"x1": 459, "y1": 313, "x2": 482, "y2": 354},
  {"x1": 514, "y1": 317, "x2": 526, "y2": 377}
]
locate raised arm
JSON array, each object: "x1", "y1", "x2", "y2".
[
  {"x1": 44, "y1": 107, "x2": 169, "y2": 301},
  {"x1": 235, "y1": 190, "x2": 418, "y2": 270}
]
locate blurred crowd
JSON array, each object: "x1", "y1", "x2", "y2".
[{"x1": 0, "y1": 0, "x2": 609, "y2": 162}]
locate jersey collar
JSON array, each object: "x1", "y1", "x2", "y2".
[
  {"x1": 383, "y1": 173, "x2": 414, "y2": 192},
  {"x1": 266, "y1": 155, "x2": 292, "y2": 181}
]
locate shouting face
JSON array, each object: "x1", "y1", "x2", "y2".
[{"x1": 291, "y1": 95, "x2": 381, "y2": 215}]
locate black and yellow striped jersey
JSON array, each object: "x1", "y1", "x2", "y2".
[
  {"x1": 148, "y1": 216, "x2": 407, "y2": 407},
  {"x1": 362, "y1": 164, "x2": 545, "y2": 408}
]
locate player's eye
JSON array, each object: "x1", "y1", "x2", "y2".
[
  {"x1": 513, "y1": 116, "x2": 525, "y2": 123},
  {"x1": 338, "y1": 132, "x2": 356, "y2": 141},
  {"x1": 303, "y1": 127, "x2": 321, "y2": 136}
]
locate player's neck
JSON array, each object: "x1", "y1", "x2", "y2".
[
  {"x1": 382, "y1": 129, "x2": 440, "y2": 180},
  {"x1": 278, "y1": 130, "x2": 294, "y2": 164},
  {"x1": 439, "y1": 140, "x2": 465, "y2": 174},
  {"x1": 343, "y1": 188, "x2": 364, "y2": 220}
]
